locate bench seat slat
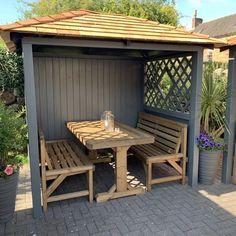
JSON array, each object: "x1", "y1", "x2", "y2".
[
  {"x1": 152, "y1": 141, "x2": 175, "y2": 154},
  {"x1": 133, "y1": 144, "x2": 164, "y2": 157},
  {"x1": 46, "y1": 144, "x2": 61, "y2": 169},
  {"x1": 57, "y1": 142, "x2": 75, "y2": 167},
  {"x1": 51, "y1": 143, "x2": 70, "y2": 168},
  {"x1": 60, "y1": 141, "x2": 80, "y2": 167},
  {"x1": 69, "y1": 142, "x2": 94, "y2": 167},
  {"x1": 131, "y1": 146, "x2": 149, "y2": 158}
]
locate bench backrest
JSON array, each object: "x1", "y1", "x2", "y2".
[{"x1": 137, "y1": 112, "x2": 187, "y2": 155}]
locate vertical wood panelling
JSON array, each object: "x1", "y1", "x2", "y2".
[
  {"x1": 115, "y1": 61, "x2": 121, "y2": 121},
  {"x1": 66, "y1": 58, "x2": 74, "y2": 122},
  {"x1": 98, "y1": 60, "x2": 104, "y2": 115},
  {"x1": 103, "y1": 60, "x2": 110, "y2": 110},
  {"x1": 59, "y1": 58, "x2": 68, "y2": 137},
  {"x1": 39, "y1": 58, "x2": 48, "y2": 136},
  {"x1": 72, "y1": 58, "x2": 80, "y2": 119},
  {"x1": 34, "y1": 58, "x2": 41, "y2": 126},
  {"x1": 34, "y1": 56, "x2": 143, "y2": 139},
  {"x1": 79, "y1": 60, "x2": 86, "y2": 121},
  {"x1": 52, "y1": 58, "x2": 61, "y2": 138},
  {"x1": 45, "y1": 58, "x2": 54, "y2": 140},
  {"x1": 92, "y1": 60, "x2": 99, "y2": 119}
]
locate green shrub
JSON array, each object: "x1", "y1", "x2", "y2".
[
  {"x1": 0, "y1": 101, "x2": 27, "y2": 177},
  {"x1": 0, "y1": 48, "x2": 24, "y2": 97}
]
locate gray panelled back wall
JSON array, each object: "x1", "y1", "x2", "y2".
[{"x1": 34, "y1": 55, "x2": 143, "y2": 140}]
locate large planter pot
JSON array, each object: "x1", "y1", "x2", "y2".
[
  {"x1": 0, "y1": 172, "x2": 19, "y2": 223},
  {"x1": 199, "y1": 150, "x2": 221, "y2": 185}
]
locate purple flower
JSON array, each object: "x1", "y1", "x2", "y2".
[{"x1": 197, "y1": 132, "x2": 225, "y2": 151}]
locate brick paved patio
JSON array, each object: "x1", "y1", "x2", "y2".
[{"x1": 1, "y1": 158, "x2": 236, "y2": 236}]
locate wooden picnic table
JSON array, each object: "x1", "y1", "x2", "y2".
[{"x1": 67, "y1": 120, "x2": 155, "y2": 202}]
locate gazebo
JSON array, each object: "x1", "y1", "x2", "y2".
[
  {"x1": 223, "y1": 36, "x2": 236, "y2": 184},
  {"x1": 0, "y1": 9, "x2": 226, "y2": 218}
]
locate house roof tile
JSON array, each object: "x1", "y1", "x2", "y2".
[{"x1": 193, "y1": 13, "x2": 236, "y2": 38}]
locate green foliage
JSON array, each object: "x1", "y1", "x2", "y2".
[
  {"x1": 0, "y1": 38, "x2": 6, "y2": 48},
  {"x1": 201, "y1": 62, "x2": 227, "y2": 138},
  {"x1": 0, "y1": 48, "x2": 24, "y2": 96},
  {"x1": 0, "y1": 101, "x2": 27, "y2": 177},
  {"x1": 160, "y1": 73, "x2": 173, "y2": 95},
  {"x1": 18, "y1": 0, "x2": 179, "y2": 26}
]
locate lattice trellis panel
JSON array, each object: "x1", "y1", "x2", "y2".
[{"x1": 144, "y1": 55, "x2": 193, "y2": 114}]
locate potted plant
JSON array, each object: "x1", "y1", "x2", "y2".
[
  {"x1": 0, "y1": 101, "x2": 27, "y2": 223},
  {"x1": 198, "y1": 62, "x2": 227, "y2": 185},
  {"x1": 197, "y1": 132, "x2": 224, "y2": 184}
]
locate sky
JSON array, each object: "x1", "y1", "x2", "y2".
[
  {"x1": 176, "y1": 0, "x2": 236, "y2": 29},
  {"x1": 0, "y1": 0, "x2": 236, "y2": 28}
]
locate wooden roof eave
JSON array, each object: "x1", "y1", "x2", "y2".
[
  {"x1": 0, "y1": 31, "x2": 16, "y2": 52},
  {"x1": 5, "y1": 28, "x2": 225, "y2": 49}
]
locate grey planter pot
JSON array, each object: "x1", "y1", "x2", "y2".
[
  {"x1": 199, "y1": 150, "x2": 221, "y2": 185},
  {"x1": 0, "y1": 172, "x2": 19, "y2": 223}
]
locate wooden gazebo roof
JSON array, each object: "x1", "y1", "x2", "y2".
[
  {"x1": 226, "y1": 35, "x2": 236, "y2": 46},
  {"x1": 0, "y1": 9, "x2": 226, "y2": 51}
]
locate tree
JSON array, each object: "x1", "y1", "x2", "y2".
[
  {"x1": 0, "y1": 48, "x2": 24, "y2": 96},
  {"x1": 18, "y1": 0, "x2": 179, "y2": 26}
]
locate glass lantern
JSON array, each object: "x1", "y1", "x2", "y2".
[{"x1": 101, "y1": 111, "x2": 114, "y2": 132}]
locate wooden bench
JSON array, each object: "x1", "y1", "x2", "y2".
[
  {"x1": 130, "y1": 112, "x2": 187, "y2": 191},
  {"x1": 39, "y1": 131, "x2": 94, "y2": 212}
]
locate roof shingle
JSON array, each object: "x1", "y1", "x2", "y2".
[{"x1": 0, "y1": 9, "x2": 226, "y2": 47}]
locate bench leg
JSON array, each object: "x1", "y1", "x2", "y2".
[
  {"x1": 41, "y1": 171, "x2": 48, "y2": 212},
  {"x1": 146, "y1": 163, "x2": 152, "y2": 192},
  {"x1": 43, "y1": 199, "x2": 47, "y2": 212},
  {"x1": 88, "y1": 170, "x2": 93, "y2": 203},
  {"x1": 181, "y1": 158, "x2": 186, "y2": 185}
]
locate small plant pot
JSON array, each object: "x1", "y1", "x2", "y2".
[
  {"x1": 0, "y1": 172, "x2": 19, "y2": 223},
  {"x1": 199, "y1": 150, "x2": 221, "y2": 185}
]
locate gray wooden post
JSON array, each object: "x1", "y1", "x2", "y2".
[
  {"x1": 188, "y1": 49, "x2": 204, "y2": 187},
  {"x1": 223, "y1": 47, "x2": 236, "y2": 183},
  {"x1": 22, "y1": 42, "x2": 43, "y2": 218}
]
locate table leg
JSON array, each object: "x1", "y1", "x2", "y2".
[
  {"x1": 96, "y1": 146, "x2": 145, "y2": 203},
  {"x1": 116, "y1": 146, "x2": 129, "y2": 192}
]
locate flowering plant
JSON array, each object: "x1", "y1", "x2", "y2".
[
  {"x1": 0, "y1": 101, "x2": 27, "y2": 178},
  {"x1": 197, "y1": 132, "x2": 224, "y2": 151}
]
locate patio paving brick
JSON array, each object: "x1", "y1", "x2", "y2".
[{"x1": 1, "y1": 158, "x2": 236, "y2": 236}]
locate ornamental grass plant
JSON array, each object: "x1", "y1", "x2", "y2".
[{"x1": 201, "y1": 62, "x2": 227, "y2": 138}]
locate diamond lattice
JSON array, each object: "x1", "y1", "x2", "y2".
[{"x1": 144, "y1": 56, "x2": 192, "y2": 114}]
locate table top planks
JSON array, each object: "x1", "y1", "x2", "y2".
[{"x1": 67, "y1": 121, "x2": 155, "y2": 150}]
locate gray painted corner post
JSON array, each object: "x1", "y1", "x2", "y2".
[
  {"x1": 223, "y1": 47, "x2": 236, "y2": 183},
  {"x1": 188, "y1": 49, "x2": 204, "y2": 187},
  {"x1": 22, "y1": 43, "x2": 43, "y2": 218}
]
